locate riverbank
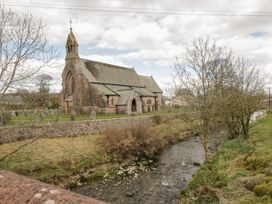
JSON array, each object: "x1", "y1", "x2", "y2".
[
  {"x1": 179, "y1": 113, "x2": 272, "y2": 203},
  {"x1": 73, "y1": 128, "x2": 227, "y2": 204},
  {"x1": 75, "y1": 136, "x2": 205, "y2": 204},
  {"x1": 0, "y1": 116, "x2": 192, "y2": 188}
]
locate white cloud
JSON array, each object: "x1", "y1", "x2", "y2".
[
  {"x1": 5, "y1": 0, "x2": 272, "y2": 91},
  {"x1": 98, "y1": 21, "x2": 169, "y2": 50},
  {"x1": 81, "y1": 54, "x2": 130, "y2": 68}
]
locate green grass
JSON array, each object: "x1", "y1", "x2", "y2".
[
  {"x1": 0, "y1": 134, "x2": 110, "y2": 185},
  {"x1": 7, "y1": 112, "x2": 127, "y2": 126},
  {"x1": 180, "y1": 113, "x2": 272, "y2": 204},
  {"x1": 6, "y1": 107, "x2": 188, "y2": 126}
]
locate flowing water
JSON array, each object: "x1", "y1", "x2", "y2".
[{"x1": 75, "y1": 132, "x2": 226, "y2": 204}]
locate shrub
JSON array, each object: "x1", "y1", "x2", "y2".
[
  {"x1": 49, "y1": 102, "x2": 60, "y2": 109},
  {"x1": 70, "y1": 114, "x2": 76, "y2": 121},
  {"x1": 175, "y1": 112, "x2": 192, "y2": 122},
  {"x1": 97, "y1": 125, "x2": 165, "y2": 160},
  {"x1": 0, "y1": 112, "x2": 12, "y2": 126},
  {"x1": 152, "y1": 114, "x2": 163, "y2": 124}
]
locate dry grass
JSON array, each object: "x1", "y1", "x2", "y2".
[
  {"x1": 97, "y1": 118, "x2": 192, "y2": 160},
  {"x1": 0, "y1": 135, "x2": 109, "y2": 182},
  {"x1": 0, "y1": 135, "x2": 97, "y2": 161},
  {"x1": 97, "y1": 125, "x2": 164, "y2": 160},
  {"x1": 0, "y1": 117, "x2": 192, "y2": 185}
]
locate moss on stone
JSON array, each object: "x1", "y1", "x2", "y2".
[
  {"x1": 254, "y1": 183, "x2": 272, "y2": 197},
  {"x1": 241, "y1": 174, "x2": 266, "y2": 191}
]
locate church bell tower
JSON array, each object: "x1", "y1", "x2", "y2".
[{"x1": 65, "y1": 21, "x2": 79, "y2": 64}]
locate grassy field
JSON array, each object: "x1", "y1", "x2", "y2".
[
  {"x1": 0, "y1": 117, "x2": 191, "y2": 187},
  {"x1": 180, "y1": 113, "x2": 272, "y2": 204},
  {"x1": 8, "y1": 112, "x2": 127, "y2": 126},
  {"x1": 0, "y1": 134, "x2": 109, "y2": 184},
  {"x1": 7, "y1": 107, "x2": 189, "y2": 126}
]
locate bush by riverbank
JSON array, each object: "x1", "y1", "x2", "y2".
[
  {"x1": 179, "y1": 113, "x2": 272, "y2": 203},
  {"x1": 97, "y1": 118, "x2": 193, "y2": 161}
]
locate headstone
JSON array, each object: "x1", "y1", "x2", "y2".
[
  {"x1": 70, "y1": 110, "x2": 76, "y2": 121},
  {"x1": 37, "y1": 112, "x2": 44, "y2": 123},
  {"x1": 90, "y1": 109, "x2": 96, "y2": 121}
]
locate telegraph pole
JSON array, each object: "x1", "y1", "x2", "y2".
[{"x1": 269, "y1": 87, "x2": 271, "y2": 112}]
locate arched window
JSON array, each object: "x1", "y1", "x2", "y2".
[{"x1": 66, "y1": 71, "x2": 75, "y2": 95}]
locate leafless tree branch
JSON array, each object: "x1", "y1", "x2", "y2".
[{"x1": 0, "y1": 6, "x2": 58, "y2": 98}]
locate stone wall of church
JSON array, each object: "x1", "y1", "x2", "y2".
[
  {"x1": 155, "y1": 93, "x2": 163, "y2": 110},
  {"x1": 116, "y1": 105, "x2": 126, "y2": 114},
  {"x1": 142, "y1": 97, "x2": 156, "y2": 112},
  {"x1": 64, "y1": 75, "x2": 109, "y2": 114},
  {"x1": 107, "y1": 96, "x2": 119, "y2": 113},
  {"x1": 61, "y1": 64, "x2": 163, "y2": 114},
  {"x1": 126, "y1": 93, "x2": 143, "y2": 115},
  {"x1": 73, "y1": 73, "x2": 87, "y2": 112}
]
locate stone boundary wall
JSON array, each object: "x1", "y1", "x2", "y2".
[{"x1": 0, "y1": 113, "x2": 194, "y2": 144}]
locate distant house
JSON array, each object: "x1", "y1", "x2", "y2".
[
  {"x1": 61, "y1": 28, "x2": 163, "y2": 115},
  {"x1": 165, "y1": 96, "x2": 190, "y2": 107},
  {"x1": 1, "y1": 94, "x2": 24, "y2": 105}
]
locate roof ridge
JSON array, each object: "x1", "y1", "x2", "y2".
[
  {"x1": 117, "y1": 89, "x2": 133, "y2": 92},
  {"x1": 80, "y1": 58, "x2": 133, "y2": 71},
  {"x1": 91, "y1": 82, "x2": 145, "y2": 88},
  {"x1": 138, "y1": 74, "x2": 152, "y2": 78},
  {"x1": 104, "y1": 84, "x2": 120, "y2": 95}
]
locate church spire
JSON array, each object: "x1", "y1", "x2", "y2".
[
  {"x1": 65, "y1": 20, "x2": 79, "y2": 64},
  {"x1": 70, "y1": 20, "x2": 73, "y2": 32}
]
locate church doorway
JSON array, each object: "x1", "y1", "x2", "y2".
[
  {"x1": 131, "y1": 99, "x2": 137, "y2": 112},
  {"x1": 65, "y1": 101, "x2": 73, "y2": 113}
]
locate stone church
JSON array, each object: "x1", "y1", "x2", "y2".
[{"x1": 61, "y1": 28, "x2": 163, "y2": 115}]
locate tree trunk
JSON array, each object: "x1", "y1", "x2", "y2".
[
  {"x1": 199, "y1": 118, "x2": 209, "y2": 153},
  {"x1": 240, "y1": 116, "x2": 250, "y2": 138}
]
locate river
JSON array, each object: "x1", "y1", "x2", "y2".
[{"x1": 75, "y1": 131, "x2": 226, "y2": 204}]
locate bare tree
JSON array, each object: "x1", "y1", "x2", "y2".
[
  {"x1": 35, "y1": 74, "x2": 53, "y2": 94},
  {"x1": 173, "y1": 36, "x2": 233, "y2": 153},
  {"x1": 218, "y1": 58, "x2": 265, "y2": 138},
  {"x1": 16, "y1": 89, "x2": 40, "y2": 109},
  {"x1": 0, "y1": 7, "x2": 57, "y2": 98},
  {"x1": 174, "y1": 36, "x2": 265, "y2": 148}
]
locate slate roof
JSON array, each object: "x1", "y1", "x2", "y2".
[
  {"x1": 83, "y1": 59, "x2": 144, "y2": 87},
  {"x1": 92, "y1": 84, "x2": 117, "y2": 95},
  {"x1": 64, "y1": 96, "x2": 73, "y2": 102},
  {"x1": 106, "y1": 85, "x2": 133, "y2": 93},
  {"x1": 135, "y1": 88, "x2": 155, "y2": 97},
  {"x1": 77, "y1": 58, "x2": 162, "y2": 97},
  {"x1": 116, "y1": 90, "x2": 134, "y2": 105},
  {"x1": 139, "y1": 75, "x2": 163, "y2": 93}
]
